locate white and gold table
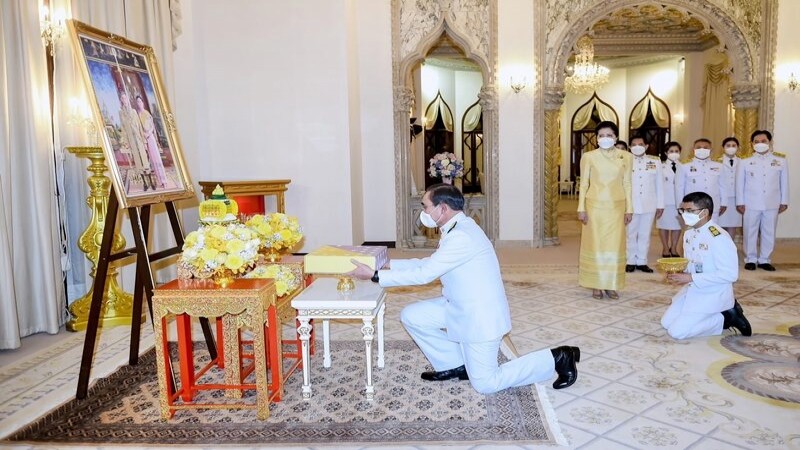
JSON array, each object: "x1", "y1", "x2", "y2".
[{"x1": 291, "y1": 278, "x2": 386, "y2": 400}]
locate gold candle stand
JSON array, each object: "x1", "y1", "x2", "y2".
[{"x1": 66, "y1": 147, "x2": 136, "y2": 332}]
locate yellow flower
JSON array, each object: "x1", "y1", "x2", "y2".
[
  {"x1": 208, "y1": 225, "x2": 227, "y2": 240},
  {"x1": 199, "y1": 247, "x2": 219, "y2": 262},
  {"x1": 224, "y1": 254, "x2": 245, "y2": 271},
  {"x1": 226, "y1": 239, "x2": 245, "y2": 254}
]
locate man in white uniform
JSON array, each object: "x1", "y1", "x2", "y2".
[
  {"x1": 675, "y1": 138, "x2": 728, "y2": 221},
  {"x1": 662, "y1": 191, "x2": 752, "y2": 339},
  {"x1": 717, "y1": 137, "x2": 743, "y2": 240},
  {"x1": 350, "y1": 185, "x2": 581, "y2": 393},
  {"x1": 626, "y1": 136, "x2": 664, "y2": 273},
  {"x1": 736, "y1": 130, "x2": 790, "y2": 271}
]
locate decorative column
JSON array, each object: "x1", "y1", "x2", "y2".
[
  {"x1": 544, "y1": 87, "x2": 565, "y2": 245},
  {"x1": 730, "y1": 84, "x2": 760, "y2": 158},
  {"x1": 393, "y1": 85, "x2": 417, "y2": 249},
  {"x1": 66, "y1": 147, "x2": 135, "y2": 332}
]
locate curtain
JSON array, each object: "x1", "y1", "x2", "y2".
[
  {"x1": 424, "y1": 95, "x2": 454, "y2": 132},
  {"x1": 702, "y1": 55, "x2": 733, "y2": 159},
  {"x1": 573, "y1": 95, "x2": 618, "y2": 130},
  {"x1": 630, "y1": 91, "x2": 670, "y2": 129},
  {"x1": 462, "y1": 103, "x2": 482, "y2": 132},
  {"x1": 51, "y1": 0, "x2": 180, "y2": 306},
  {"x1": 0, "y1": 1, "x2": 67, "y2": 349}
]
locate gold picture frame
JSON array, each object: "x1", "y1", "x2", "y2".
[{"x1": 68, "y1": 19, "x2": 194, "y2": 208}]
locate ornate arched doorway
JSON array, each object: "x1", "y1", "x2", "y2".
[
  {"x1": 391, "y1": 1, "x2": 498, "y2": 248},
  {"x1": 539, "y1": 0, "x2": 776, "y2": 243}
]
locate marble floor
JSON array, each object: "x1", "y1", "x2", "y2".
[{"x1": 1, "y1": 261, "x2": 799, "y2": 449}]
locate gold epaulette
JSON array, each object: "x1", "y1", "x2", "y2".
[
  {"x1": 712, "y1": 155, "x2": 723, "y2": 163},
  {"x1": 708, "y1": 226, "x2": 721, "y2": 237},
  {"x1": 773, "y1": 151, "x2": 786, "y2": 158}
]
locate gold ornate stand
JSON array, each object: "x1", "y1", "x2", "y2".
[{"x1": 66, "y1": 147, "x2": 135, "y2": 332}]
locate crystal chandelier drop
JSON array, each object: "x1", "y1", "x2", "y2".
[{"x1": 564, "y1": 36, "x2": 610, "y2": 95}]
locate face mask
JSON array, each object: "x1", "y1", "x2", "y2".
[
  {"x1": 598, "y1": 137, "x2": 616, "y2": 150},
  {"x1": 667, "y1": 152, "x2": 680, "y2": 162},
  {"x1": 681, "y1": 210, "x2": 705, "y2": 227},
  {"x1": 630, "y1": 145, "x2": 646, "y2": 156},
  {"x1": 694, "y1": 148, "x2": 711, "y2": 160},
  {"x1": 724, "y1": 146, "x2": 738, "y2": 156},
  {"x1": 420, "y1": 206, "x2": 441, "y2": 228},
  {"x1": 754, "y1": 142, "x2": 770, "y2": 153}
]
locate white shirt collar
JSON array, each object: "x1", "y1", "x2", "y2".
[{"x1": 440, "y1": 212, "x2": 465, "y2": 235}]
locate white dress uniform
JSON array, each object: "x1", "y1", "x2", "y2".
[
  {"x1": 626, "y1": 154, "x2": 664, "y2": 265},
  {"x1": 661, "y1": 220, "x2": 738, "y2": 339},
  {"x1": 379, "y1": 212, "x2": 556, "y2": 394},
  {"x1": 675, "y1": 158, "x2": 729, "y2": 220},
  {"x1": 717, "y1": 155, "x2": 743, "y2": 228},
  {"x1": 735, "y1": 151, "x2": 790, "y2": 264},
  {"x1": 657, "y1": 160, "x2": 681, "y2": 230}
]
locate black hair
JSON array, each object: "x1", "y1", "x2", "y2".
[
  {"x1": 661, "y1": 141, "x2": 682, "y2": 161},
  {"x1": 722, "y1": 137, "x2": 739, "y2": 147},
  {"x1": 694, "y1": 138, "x2": 712, "y2": 146},
  {"x1": 750, "y1": 129, "x2": 772, "y2": 142},
  {"x1": 682, "y1": 191, "x2": 713, "y2": 214},
  {"x1": 615, "y1": 140, "x2": 628, "y2": 149},
  {"x1": 595, "y1": 120, "x2": 619, "y2": 136},
  {"x1": 427, "y1": 184, "x2": 464, "y2": 211},
  {"x1": 629, "y1": 134, "x2": 646, "y2": 145}
]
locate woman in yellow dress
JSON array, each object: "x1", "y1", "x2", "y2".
[{"x1": 577, "y1": 121, "x2": 633, "y2": 299}]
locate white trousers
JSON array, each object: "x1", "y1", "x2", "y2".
[
  {"x1": 400, "y1": 297, "x2": 555, "y2": 394},
  {"x1": 660, "y1": 291, "x2": 724, "y2": 340},
  {"x1": 626, "y1": 212, "x2": 656, "y2": 265},
  {"x1": 743, "y1": 209, "x2": 779, "y2": 264}
]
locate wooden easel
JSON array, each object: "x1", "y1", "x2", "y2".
[{"x1": 76, "y1": 186, "x2": 216, "y2": 399}]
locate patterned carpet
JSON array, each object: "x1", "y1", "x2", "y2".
[{"x1": 4, "y1": 341, "x2": 559, "y2": 447}]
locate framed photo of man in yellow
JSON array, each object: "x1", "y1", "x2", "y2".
[{"x1": 68, "y1": 19, "x2": 194, "y2": 208}]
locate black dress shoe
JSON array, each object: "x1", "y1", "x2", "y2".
[
  {"x1": 625, "y1": 264, "x2": 635, "y2": 273},
  {"x1": 636, "y1": 265, "x2": 654, "y2": 273},
  {"x1": 744, "y1": 263, "x2": 756, "y2": 271},
  {"x1": 758, "y1": 263, "x2": 776, "y2": 271},
  {"x1": 551, "y1": 346, "x2": 580, "y2": 389},
  {"x1": 721, "y1": 300, "x2": 752, "y2": 336},
  {"x1": 421, "y1": 365, "x2": 469, "y2": 381}
]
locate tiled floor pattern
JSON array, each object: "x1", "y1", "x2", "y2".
[{"x1": 1, "y1": 265, "x2": 799, "y2": 449}]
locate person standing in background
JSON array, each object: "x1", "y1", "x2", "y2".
[
  {"x1": 736, "y1": 130, "x2": 790, "y2": 271},
  {"x1": 626, "y1": 135, "x2": 663, "y2": 273},
  {"x1": 658, "y1": 142, "x2": 683, "y2": 257},
  {"x1": 676, "y1": 138, "x2": 728, "y2": 221},
  {"x1": 577, "y1": 121, "x2": 633, "y2": 300},
  {"x1": 717, "y1": 137, "x2": 743, "y2": 241}
]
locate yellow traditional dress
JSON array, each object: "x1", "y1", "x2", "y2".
[{"x1": 577, "y1": 148, "x2": 633, "y2": 290}]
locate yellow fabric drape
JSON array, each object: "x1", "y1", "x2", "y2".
[
  {"x1": 702, "y1": 56, "x2": 733, "y2": 159},
  {"x1": 577, "y1": 148, "x2": 632, "y2": 291},
  {"x1": 572, "y1": 95, "x2": 617, "y2": 130},
  {"x1": 463, "y1": 102, "x2": 482, "y2": 132},
  {"x1": 424, "y1": 94, "x2": 454, "y2": 132},
  {"x1": 630, "y1": 91, "x2": 670, "y2": 129}
]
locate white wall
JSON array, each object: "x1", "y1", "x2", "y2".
[
  {"x1": 497, "y1": 0, "x2": 535, "y2": 242},
  {"x1": 173, "y1": 0, "x2": 362, "y2": 250},
  {"x1": 773, "y1": 0, "x2": 800, "y2": 238}
]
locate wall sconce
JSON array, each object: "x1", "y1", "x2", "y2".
[
  {"x1": 510, "y1": 76, "x2": 527, "y2": 94},
  {"x1": 68, "y1": 97, "x2": 98, "y2": 144},
  {"x1": 40, "y1": 6, "x2": 66, "y2": 56},
  {"x1": 673, "y1": 112, "x2": 685, "y2": 125},
  {"x1": 789, "y1": 73, "x2": 798, "y2": 93}
]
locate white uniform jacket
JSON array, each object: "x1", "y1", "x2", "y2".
[
  {"x1": 719, "y1": 155, "x2": 740, "y2": 199},
  {"x1": 661, "y1": 160, "x2": 680, "y2": 206},
  {"x1": 631, "y1": 154, "x2": 664, "y2": 213},
  {"x1": 674, "y1": 220, "x2": 738, "y2": 313},
  {"x1": 676, "y1": 158, "x2": 728, "y2": 211},
  {"x1": 735, "y1": 151, "x2": 790, "y2": 210},
  {"x1": 378, "y1": 212, "x2": 511, "y2": 343}
]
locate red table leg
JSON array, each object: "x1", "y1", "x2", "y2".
[{"x1": 176, "y1": 313, "x2": 195, "y2": 402}]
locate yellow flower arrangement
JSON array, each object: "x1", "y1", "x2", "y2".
[
  {"x1": 244, "y1": 264, "x2": 300, "y2": 297},
  {"x1": 245, "y1": 213, "x2": 303, "y2": 253},
  {"x1": 179, "y1": 223, "x2": 261, "y2": 279}
]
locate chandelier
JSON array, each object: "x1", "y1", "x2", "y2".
[{"x1": 564, "y1": 36, "x2": 610, "y2": 94}]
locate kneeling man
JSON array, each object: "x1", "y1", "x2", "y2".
[
  {"x1": 662, "y1": 191, "x2": 752, "y2": 339},
  {"x1": 350, "y1": 184, "x2": 580, "y2": 393}
]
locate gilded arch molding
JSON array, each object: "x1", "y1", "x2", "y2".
[{"x1": 391, "y1": 0, "x2": 498, "y2": 248}]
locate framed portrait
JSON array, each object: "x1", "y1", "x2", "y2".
[{"x1": 67, "y1": 20, "x2": 194, "y2": 208}]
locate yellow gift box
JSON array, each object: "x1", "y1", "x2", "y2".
[{"x1": 304, "y1": 245, "x2": 388, "y2": 274}]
